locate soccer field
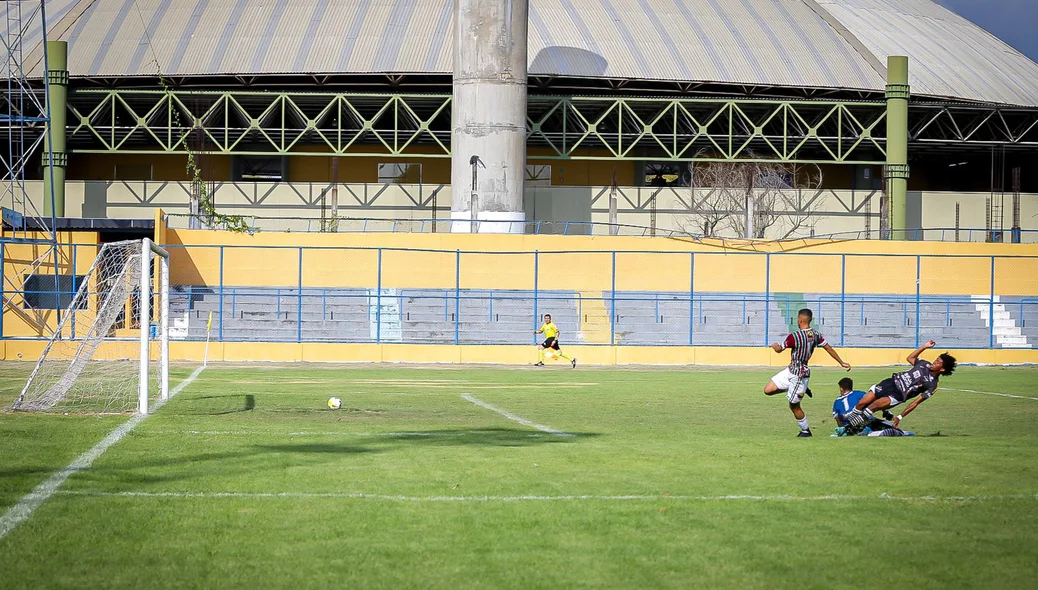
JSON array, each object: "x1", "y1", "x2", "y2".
[{"x1": 1, "y1": 361, "x2": 1036, "y2": 589}]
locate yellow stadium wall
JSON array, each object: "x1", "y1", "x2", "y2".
[
  {"x1": 1, "y1": 232, "x2": 102, "y2": 338},
  {"x1": 4, "y1": 228, "x2": 1038, "y2": 364},
  {"x1": 159, "y1": 228, "x2": 1038, "y2": 297}
]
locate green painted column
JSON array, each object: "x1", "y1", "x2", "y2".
[
  {"x1": 885, "y1": 55, "x2": 910, "y2": 239},
  {"x1": 43, "y1": 40, "x2": 68, "y2": 218}
]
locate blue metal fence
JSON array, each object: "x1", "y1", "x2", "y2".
[{"x1": 3, "y1": 244, "x2": 1037, "y2": 350}]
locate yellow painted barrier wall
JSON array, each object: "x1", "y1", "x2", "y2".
[{"x1": 5, "y1": 227, "x2": 1038, "y2": 364}]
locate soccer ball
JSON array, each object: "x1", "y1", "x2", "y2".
[{"x1": 327, "y1": 396, "x2": 342, "y2": 410}]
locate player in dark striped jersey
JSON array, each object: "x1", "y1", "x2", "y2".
[
  {"x1": 765, "y1": 308, "x2": 851, "y2": 437},
  {"x1": 842, "y1": 340, "x2": 956, "y2": 435}
]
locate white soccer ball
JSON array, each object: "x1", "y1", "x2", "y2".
[{"x1": 327, "y1": 396, "x2": 342, "y2": 410}]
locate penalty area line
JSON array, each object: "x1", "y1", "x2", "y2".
[
  {"x1": 53, "y1": 490, "x2": 1038, "y2": 503},
  {"x1": 0, "y1": 366, "x2": 206, "y2": 540},
  {"x1": 944, "y1": 387, "x2": 1038, "y2": 401},
  {"x1": 461, "y1": 393, "x2": 572, "y2": 437}
]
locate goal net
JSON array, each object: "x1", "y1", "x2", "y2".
[{"x1": 13, "y1": 239, "x2": 169, "y2": 413}]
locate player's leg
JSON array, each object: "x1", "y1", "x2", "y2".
[
  {"x1": 535, "y1": 343, "x2": 545, "y2": 366},
  {"x1": 790, "y1": 402, "x2": 811, "y2": 437},
  {"x1": 764, "y1": 368, "x2": 791, "y2": 395},
  {"x1": 787, "y1": 373, "x2": 811, "y2": 436}
]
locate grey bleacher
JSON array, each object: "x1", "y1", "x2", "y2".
[
  {"x1": 1000, "y1": 296, "x2": 1038, "y2": 344},
  {"x1": 398, "y1": 289, "x2": 575, "y2": 344},
  {"x1": 169, "y1": 285, "x2": 1015, "y2": 348},
  {"x1": 611, "y1": 292, "x2": 779, "y2": 346}
]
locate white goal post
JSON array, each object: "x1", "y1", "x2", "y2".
[{"x1": 13, "y1": 239, "x2": 169, "y2": 414}]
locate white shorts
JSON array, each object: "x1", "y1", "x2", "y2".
[{"x1": 771, "y1": 368, "x2": 810, "y2": 404}]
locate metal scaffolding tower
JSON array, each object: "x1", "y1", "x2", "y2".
[
  {"x1": 2, "y1": 0, "x2": 61, "y2": 337},
  {"x1": 2, "y1": 0, "x2": 57, "y2": 237}
]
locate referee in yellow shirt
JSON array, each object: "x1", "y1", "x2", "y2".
[{"x1": 534, "y1": 314, "x2": 576, "y2": 367}]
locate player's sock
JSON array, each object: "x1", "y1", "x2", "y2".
[
  {"x1": 796, "y1": 417, "x2": 810, "y2": 432},
  {"x1": 862, "y1": 408, "x2": 874, "y2": 423},
  {"x1": 559, "y1": 353, "x2": 572, "y2": 362}
]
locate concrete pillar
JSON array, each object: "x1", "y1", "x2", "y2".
[
  {"x1": 451, "y1": 0, "x2": 528, "y2": 233},
  {"x1": 43, "y1": 41, "x2": 68, "y2": 218},
  {"x1": 885, "y1": 56, "x2": 909, "y2": 239}
]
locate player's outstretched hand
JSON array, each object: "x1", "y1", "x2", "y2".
[
  {"x1": 769, "y1": 343, "x2": 783, "y2": 353},
  {"x1": 840, "y1": 362, "x2": 852, "y2": 371},
  {"x1": 892, "y1": 416, "x2": 901, "y2": 428},
  {"x1": 925, "y1": 339, "x2": 936, "y2": 348}
]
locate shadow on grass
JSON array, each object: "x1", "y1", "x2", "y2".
[
  {"x1": 171, "y1": 394, "x2": 258, "y2": 415},
  {"x1": 21, "y1": 428, "x2": 598, "y2": 489}
]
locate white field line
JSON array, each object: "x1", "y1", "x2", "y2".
[
  {"x1": 460, "y1": 393, "x2": 572, "y2": 437},
  {"x1": 53, "y1": 490, "x2": 1038, "y2": 503},
  {"x1": 143, "y1": 430, "x2": 551, "y2": 438},
  {"x1": 0, "y1": 366, "x2": 206, "y2": 540},
  {"x1": 944, "y1": 387, "x2": 1038, "y2": 401}
]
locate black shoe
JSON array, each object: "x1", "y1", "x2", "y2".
[
  {"x1": 534, "y1": 362, "x2": 544, "y2": 366},
  {"x1": 882, "y1": 411, "x2": 895, "y2": 421},
  {"x1": 797, "y1": 429, "x2": 813, "y2": 437},
  {"x1": 571, "y1": 358, "x2": 577, "y2": 368},
  {"x1": 805, "y1": 388, "x2": 813, "y2": 398}
]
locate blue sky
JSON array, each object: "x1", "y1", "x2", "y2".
[{"x1": 933, "y1": 0, "x2": 1038, "y2": 62}]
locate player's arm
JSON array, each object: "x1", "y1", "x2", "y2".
[
  {"x1": 822, "y1": 343, "x2": 852, "y2": 371},
  {"x1": 533, "y1": 324, "x2": 543, "y2": 335},
  {"x1": 907, "y1": 339, "x2": 936, "y2": 365},
  {"x1": 770, "y1": 334, "x2": 794, "y2": 353},
  {"x1": 892, "y1": 393, "x2": 931, "y2": 428}
]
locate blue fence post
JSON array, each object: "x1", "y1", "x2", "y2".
[
  {"x1": 915, "y1": 255, "x2": 921, "y2": 348},
  {"x1": 610, "y1": 251, "x2": 617, "y2": 345},
  {"x1": 71, "y1": 245, "x2": 78, "y2": 339},
  {"x1": 455, "y1": 250, "x2": 461, "y2": 345},
  {"x1": 533, "y1": 251, "x2": 539, "y2": 343},
  {"x1": 218, "y1": 246, "x2": 225, "y2": 342},
  {"x1": 989, "y1": 256, "x2": 996, "y2": 349},
  {"x1": 377, "y1": 248, "x2": 383, "y2": 344},
  {"x1": 688, "y1": 252, "x2": 694, "y2": 346},
  {"x1": 840, "y1": 254, "x2": 846, "y2": 347},
  {"x1": 297, "y1": 247, "x2": 303, "y2": 343},
  {"x1": 764, "y1": 253, "x2": 771, "y2": 346}
]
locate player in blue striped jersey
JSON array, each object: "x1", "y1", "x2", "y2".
[
  {"x1": 832, "y1": 377, "x2": 867, "y2": 427},
  {"x1": 831, "y1": 377, "x2": 910, "y2": 436}
]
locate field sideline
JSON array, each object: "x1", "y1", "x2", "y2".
[{"x1": 1, "y1": 361, "x2": 1036, "y2": 589}]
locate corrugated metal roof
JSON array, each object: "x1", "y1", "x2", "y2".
[
  {"x1": 816, "y1": 0, "x2": 1038, "y2": 105},
  {"x1": 17, "y1": 0, "x2": 1038, "y2": 106}
]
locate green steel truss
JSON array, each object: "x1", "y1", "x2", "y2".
[{"x1": 67, "y1": 90, "x2": 889, "y2": 164}]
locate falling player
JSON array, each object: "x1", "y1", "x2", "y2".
[
  {"x1": 533, "y1": 314, "x2": 576, "y2": 368},
  {"x1": 841, "y1": 340, "x2": 956, "y2": 435},
  {"x1": 765, "y1": 308, "x2": 851, "y2": 437}
]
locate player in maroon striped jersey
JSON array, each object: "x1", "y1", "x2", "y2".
[{"x1": 765, "y1": 308, "x2": 851, "y2": 437}]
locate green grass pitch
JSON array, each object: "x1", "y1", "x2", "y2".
[{"x1": 1, "y1": 361, "x2": 1036, "y2": 589}]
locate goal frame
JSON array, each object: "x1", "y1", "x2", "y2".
[
  {"x1": 141, "y1": 238, "x2": 170, "y2": 414},
  {"x1": 14, "y1": 238, "x2": 169, "y2": 414}
]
